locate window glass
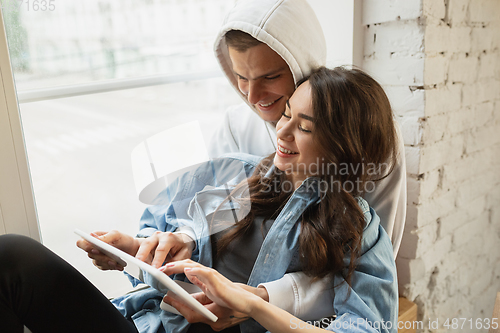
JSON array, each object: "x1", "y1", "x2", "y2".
[
  {"x1": 5, "y1": 0, "x2": 234, "y2": 90},
  {"x1": 3, "y1": 0, "x2": 239, "y2": 297},
  {"x1": 2, "y1": 0, "x2": 354, "y2": 298}
]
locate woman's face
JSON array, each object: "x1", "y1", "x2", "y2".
[{"x1": 274, "y1": 81, "x2": 324, "y2": 188}]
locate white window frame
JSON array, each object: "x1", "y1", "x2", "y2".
[{"x1": 0, "y1": 8, "x2": 40, "y2": 241}]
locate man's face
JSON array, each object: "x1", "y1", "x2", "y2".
[{"x1": 228, "y1": 43, "x2": 295, "y2": 122}]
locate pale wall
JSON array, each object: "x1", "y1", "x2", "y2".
[{"x1": 361, "y1": 0, "x2": 500, "y2": 332}]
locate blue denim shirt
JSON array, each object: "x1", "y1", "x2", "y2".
[{"x1": 111, "y1": 153, "x2": 398, "y2": 333}]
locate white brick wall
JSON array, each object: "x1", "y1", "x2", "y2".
[{"x1": 362, "y1": 0, "x2": 500, "y2": 331}]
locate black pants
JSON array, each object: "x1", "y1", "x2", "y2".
[{"x1": 0, "y1": 234, "x2": 139, "y2": 333}]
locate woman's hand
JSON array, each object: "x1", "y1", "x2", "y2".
[
  {"x1": 161, "y1": 260, "x2": 262, "y2": 317},
  {"x1": 76, "y1": 230, "x2": 140, "y2": 271},
  {"x1": 163, "y1": 291, "x2": 249, "y2": 331},
  {"x1": 135, "y1": 231, "x2": 195, "y2": 268}
]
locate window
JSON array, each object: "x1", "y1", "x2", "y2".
[{"x1": 1, "y1": 0, "x2": 355, "y2": 298}]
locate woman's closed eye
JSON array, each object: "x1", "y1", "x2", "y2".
[
  {"x1": 281, "y1": 112, "x2": 312, "y2": 133},
  {"x1": 299, "y1": 125, "x2": 311, "y2": 133}
]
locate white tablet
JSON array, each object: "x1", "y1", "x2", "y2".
[{"x1": 75, "y1": 229, "x2": 218, "y2": 322}]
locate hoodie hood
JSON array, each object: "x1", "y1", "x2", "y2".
[{"x1": 214, "y1": 0, "x2": 326, "y2": 113}]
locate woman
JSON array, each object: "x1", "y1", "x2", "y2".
[{"x1": 0, "y1": 67, "x2": 398, "y2": 333}]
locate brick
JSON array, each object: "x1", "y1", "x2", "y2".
[
  {"x1": 363, "y1": 55, "x2": 425, "y2": 86},
  {"x1": 439, "y1": 250, "x2": 469, "y2": 287},
  {"x1": 401, "y1": 116, "x2": 423, "y2": 146},
  {"x1": 471, "y1": 26, "x2": 495, "y2": 52},
  {"x1": 452, "y1": 211, "x2": 487, "y2": 248},
  {"x1": 364, "y1": 21, "x2": 424, "y2": 58},
  {"x1": 439, "y1": 292, "x2": 468, "y2": 320},
  {"x1": 418, "y1": 189, "x2": 457, "y2": 226},
  {"x1": 419, "y1": 168, "x2": 442, "y2": 199},
  {"x1": 469, "y1": 0, "x2": 499, "y2": 23},
  {"x1": 423, "y1": 0, "x2": 446, "y2": 21},
  {"x1": 415, "y1": 221, "x2": 440, "y2": 257},
  {"x1": 425, "y1": 23, "x2": 451, "y2": 54},
  {"x1": 425, "y1": 83, "x2": 462, "y2": 116},
  {"x1": 470, "y1": 259, "x2": 493, "y2": 298},
  {"x1": 405, "y1": 146, "x2": 421, "y2": 174},
  {"x1": 478, "y1": 52, "x2": 498, "y2": 80},
  {"x1": 482, "y1": 225, "x2": 500, "y2": 265},
  {"x1": 439, "y1": 195, "x2": 486, "y2": 236},
  {"x1": 407, "y1": 175, "x2": 421, "y2": 205},
  {"x1": 422, "y1": 113, "x2": 448, "y2": 144},
  {"x1": 494, "y1": 261, "x2": 500, "y2": 281},
  {"x1": 420, "y1": 234, "x2": 452, "y2": 268},
  {"x1": 462, "y1": 79, "x2": 500, "y2": 106},
  {"x1": 442, "y1": 149, "x2": 493, "y2": 187},
  {"x1": 449, "y1": 26, "x2": 472, "y2": 53},
  {"x1": 447, "y1": 107, "x2": 475, "y2": 137},
  {"x1": 473, "y1": 284, "x2": 500, "y2": 324},
  {"x1": 486, "y1": 179, "x2": 500, "y2": 209},
  {"x1": 363, "y1": 0, "x2": 422, "y2": 25},
  {"x1": 456, "y1": 170, "x2": 498, "y2": 206},
  {"x1": 465, "y1": 124, "x2": 500, "y2": 154},
  {"x1": 447, "y1": 0, "x2": 470, "y2": 26},
  {"x1": 448, "y1": 53, "x2": 479, "y2": 83},
  {"x1": 424, "y1": 53, "x2": 449, "y2": 86},
  {"x1": 481, "y1": 78, "x2": 500, "y2": 103},
  {"x1": 419, "y1": 136, "x2": 464, "y2": 173},
  {"x1": 495, "y1": 102, "x2": 500, "y2": 123},
  {"x1": 384, "y1": 85, "x2": 425, "y2": 118},
  {"x1": 473, "y1": 102, "x2": 495, "y2": 128}
]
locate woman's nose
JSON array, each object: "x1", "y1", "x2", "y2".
[{"x1": 277, "y1": 121, "x2": 294, "y2": 141}]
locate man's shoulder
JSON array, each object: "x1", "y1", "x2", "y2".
[
  {"x1": 216, "y1": 152, "x2": 264, "y2": 167},
  {"x1": 225, "y1": 103, "x2": 263, "y2": 123}
]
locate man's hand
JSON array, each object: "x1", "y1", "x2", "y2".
[
  {"x1": 76, "y1": 230, "x2": 140, "y2": 271},
  {"x1": 135, "y1": 231, "x2": 195, "y2": 268}
]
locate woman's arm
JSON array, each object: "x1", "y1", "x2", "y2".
[{"x1": 162, "y1": 260, "x2": 328, "y2": 333}]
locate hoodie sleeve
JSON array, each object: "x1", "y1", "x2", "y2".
[
  {"x1": 208, "y1": 105, "x2": 242, "y2": 158},
  {"x1": 363, "y1": 124, "x2": 407, "y2": 257},
  {"x1": 208, "y1": 103, "x2": 277, "y2": 158}
]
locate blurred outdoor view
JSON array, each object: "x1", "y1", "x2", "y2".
[{"x1": 3, "y1": 0, "x2": 240, "y2": 298}]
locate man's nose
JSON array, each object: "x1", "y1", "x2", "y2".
[{"x1": 247, "y1": 81, "x2": 265, "y2": 105}]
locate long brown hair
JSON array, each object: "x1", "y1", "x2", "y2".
[{"x1": 216, "y1": 67, "x2": 398, "y2": 286}]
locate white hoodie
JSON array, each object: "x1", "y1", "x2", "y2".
[
  {"x1": 208, "y1": 0, "x2": 326, "y2": 158},
  {"x1": 206, "y1": 0, "x2": 407, "y2": 321}
]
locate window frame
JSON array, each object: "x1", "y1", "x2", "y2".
[{"x1": 0, "y1": 7, "x2": 40, "y2": 240}]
